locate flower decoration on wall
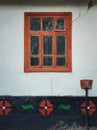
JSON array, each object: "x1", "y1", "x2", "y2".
[
  {"x1": 0, "y1": 100, "x2": 12, "y2": 116},
  {"x1": 39, "y1": 100, "x2": 53, "y2": 116}
]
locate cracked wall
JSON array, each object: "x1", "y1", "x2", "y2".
[{"x1": 0, "y1": 0, "x2": 97, "y2": 96}]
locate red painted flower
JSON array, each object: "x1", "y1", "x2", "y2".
[
  {"x1": 0, "y1": 100, "x2": 11, "y2": 116},
  {"x1": 81, "y1": 100, "x2": 96, "y2": 116},
  {"x1": 39, "y1": 100, "x2": 53, "y2": 116}
]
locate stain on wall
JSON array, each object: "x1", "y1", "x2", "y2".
[{"x1": 0, "y1": 0, "x2": 88, "y2": 5}]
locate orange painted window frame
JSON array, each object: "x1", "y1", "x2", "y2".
[{"x1": 24, "y1": 12, "x2": 72, "y2": 72}]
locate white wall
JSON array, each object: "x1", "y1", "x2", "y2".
[{"x1": 0, "y1": 1, "x2": 97, "y2": 96}]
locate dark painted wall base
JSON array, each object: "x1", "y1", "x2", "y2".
[{"x1": 0, "y1": 96, "x2": 97, "y2": 130}]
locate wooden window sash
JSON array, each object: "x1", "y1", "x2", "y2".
[{"x1": 24, "y1": 12, "x2": 72, "y2": 72}]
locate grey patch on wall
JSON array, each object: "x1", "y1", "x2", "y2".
[
  {"x1": 88, "y1": 0, "x2": 97, "y2": 10},
  {"x1": 0, "y1": 0, "x2": 89, "y2": 6},
  {"x1": 49, "y1": 122, "x2": 97, "y2": 130}
]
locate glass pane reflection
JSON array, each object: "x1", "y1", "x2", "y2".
[
  {"x1": 56, "y1": 57, "x2": 65, "y2": 66},
  {"x1": 43, "y1": 18, "x2": 53, "y2": 31},
  {"x1": 43, "y1": 36, "x2": 52, "y2": 54},
  {"x1": 56, "y1": 18, "x2": 65, "y2": 30},
  {"x1": 43, "y1": 57, "x2": 52, "y2": 66},
  {"x1": 30, "y1": 57, "x2": 39, "y2": 66},
  {"x1": 30, "y1": 18, "x2": 40, "y2": 31},
  {"x1": 56, "y1": 35, "x2": 66, "y2": 55},
  {"x1": 30, "y1": 36, "x2": 39, "y2": 54}
]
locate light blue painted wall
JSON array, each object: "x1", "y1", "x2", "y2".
[{"x1": 0, "y1": 1, "x2": 97, "y2": 96}]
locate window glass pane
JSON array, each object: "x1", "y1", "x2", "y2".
[
  {"x1": 56, "y1": 18, "x2": 65, "y2": 30},
  {"x1": 30, "y1": 57, "x2": 39, "y2": 66},
  {"x1": 30, "y1": 18, "x2": 40, "y2": 31},
  {"x1": 43, "y1": 36, "x2": 52, "y2": 54},
  {"x1": 30, "y1": 36, "x2": 39, "y2": 54},
  {"x1": 56, "y1": 35, "x2": 66, "y2": 55},
  {"x1": 43, "y1": 18, "x2": 53, "y2": 31},
  {"x1": 43, "y1": 57, "x2": 52, "y2": 66},
  {"x1": 56, "y1": 57, "x2": 65, "y2": 66}
]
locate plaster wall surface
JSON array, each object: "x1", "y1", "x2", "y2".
[{"x1": 0, "y1": 0, "x2": 97, "y2": 96}]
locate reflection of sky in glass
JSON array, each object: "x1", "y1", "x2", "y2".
[
  {"x1": 30, "y1": 18, "x2": 40, "y2": 31},
  {"x1": 56, "y1": 35, "x2": 66, "y2": 55},
  {"x1": 43, "y1": 57, "x2": 52, "y2": 66},
  {"x1": 30, "y1": 36, "x2": 39, "y2": 54},
  {"x1": 43, "y1": 36, "x2": 52, "y2": 54},
  {"x1": 56, "y1": 18, "x2": 65, "y2": 30},
  {"x1": 43, "y1": 18, "x2": 53, "y2": 31}
]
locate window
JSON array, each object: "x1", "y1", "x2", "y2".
[{"x1": 24, "y1": 12, "x2": 72, "y2": 72}]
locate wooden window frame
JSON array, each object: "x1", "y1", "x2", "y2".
[{"x1": 24, "y1": 12, "x2": 72, "y2": 72}]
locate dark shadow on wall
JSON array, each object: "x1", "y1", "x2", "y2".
[{"x1": 0, "y1": 0, "x2": 88, "y2": 6}]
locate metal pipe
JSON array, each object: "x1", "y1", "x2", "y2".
[
  {"x1": 85, "y1": 88, "x2": 89, "y2": 130},
  {"x1": 80, "y1": 79, "x2": 93, "y2": 130}
]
